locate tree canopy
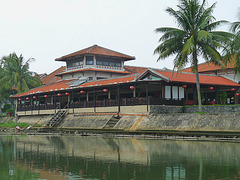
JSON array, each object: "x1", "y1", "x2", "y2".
[
  {"x1": 154, "y1": 0, "x2": 233, "y2": 111},
  {"x1": 0, "y1": 53, "x2": 42, "y2": 102}
]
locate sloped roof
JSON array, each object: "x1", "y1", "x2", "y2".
[
  {"x1": 41, "y1": 66, "x2": 66, "y2": 85},
  {"x1": 124, "y1": 65, "x2": 148, "y2": 75},
  {"x1": 11, "y1": 75, "x2": 136, "y2": 98},
  {"x1": 183, "y1": 62, "x2": 235, "y2": 73},
  {"x1": 56, "y1": 67, "x2": 131, "y2": 76},
  {"x1": 56, "y1": 45, "x2": 135, "y2": 61},
  {"x1": 155, "y1": 70, "x2": 240, "y2": 86},
  {"x1": 11, "y1": 79, "x2": 74, "y2": 98},
  {"x1": 11, "y1": 69, "x2": 240, "y2": 98},
  {"x1": 78, "y1": 75, "x2": 136, "y2": 88}
]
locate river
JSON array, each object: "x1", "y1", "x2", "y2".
[{"x1": 0, "y1": 135, "x2": 239, "y2": 179}]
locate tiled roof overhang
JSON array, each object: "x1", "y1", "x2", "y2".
[{"x1": 55, "y1": 45, "x2": 135, "y2": 62}]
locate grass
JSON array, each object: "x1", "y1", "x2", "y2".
[{"x1": 0, "y1": 121, "x2": 30, "y2": 129}]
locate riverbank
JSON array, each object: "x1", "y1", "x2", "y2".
[{"x1": 13, "y1": 111, "x2": 240, "y2": 138}]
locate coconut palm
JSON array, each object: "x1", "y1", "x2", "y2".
[
  {"x1": 228, "y1": 12, "x2": 240, "y2": 71},
  {"x1": 154, "y1": 0, "x2": 233, "y2": 111},
  {"x1": 0, "y1": 52, "x2": 42, "y2": 94}
]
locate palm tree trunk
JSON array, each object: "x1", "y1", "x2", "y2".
[{"x1": 193, "y1": 50, "x2": 203, "y2": 112}]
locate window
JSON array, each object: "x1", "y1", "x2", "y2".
[
  {"x1": 86, "y1": 56, "x2": 94, "y2": 65},
  {"x1": 67, "y1": 57, "x2": 84, "y2": 68},
  {"x1": 116, "y1": 62, "x2": 121, "y2": 67},
  {"x1": 103, "y1": 61, "x2": 110, "y2": 66},
  {"x1": 110, "y1": 62, "x2": 116, "y2": 66},
  {"x1": 97, "y1": 77, "x2": 106, "y2": 80},
  {"x1": 96, "y1": 60, "x2": 103, "y2": 65},
  {"x1": 88, "y1": 77, "x2": 93, "y2": 81}
]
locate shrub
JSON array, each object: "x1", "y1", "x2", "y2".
[{"x1": 2, "y1": 104, "x2": 11, "y2": 113}]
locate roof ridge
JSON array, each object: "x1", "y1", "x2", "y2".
[{"x1": 86, "y1": 44, "x2": 97, "y2": 53}]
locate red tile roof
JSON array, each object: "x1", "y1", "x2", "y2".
[
  {"x1": 41, "y1": 66, "x2": 66, "y2": 85},
  {"x1": 78, "y1": 75, "x2": 136, "y2": 88},
  {"x1": 57, "y1": 67, "x2": 131, "y2": 76},
  {"x1": 124, "y1": 65, "x2": 148, "y2": 75},
  {"x1": 155, "y1": 70, "x2": 240, "y2": 86},
  {"x1": 11, "y1": 75, "x2": 136, "y2": 98},
  {"x1": 11, "y1": 79, "x2": 74, "y2": 98},
  {"x1": 11, "y1": 69, "x2": 240, "y2": 98},
  {"x1": 183, "y1": 62, "x2": 235, "y2": 73},
  {"x1": 56, "y1": 45, "x2": 135, "y2": 61}
]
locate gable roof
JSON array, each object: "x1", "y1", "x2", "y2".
[
  {"x1": 154, "y1": 70, "x2": 240, "y2": 86},
  {"x1": 124, "y1": 65, "x2": 148, "y2": 75},
  {"x1": 41, "y1": 66, "x2": 66, "y2": 85},
  {"x1": 55, "y1": 45, "x2": 135, "y2": 61},
  {"x1": 183, "y1": 62, "x2": 235, "y2": 73}
]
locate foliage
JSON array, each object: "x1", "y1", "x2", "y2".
[
  {"x1": 1, "y1": 104, "x2": 11, "y2": 113},
  {"x1": 6, "y1": 108, "x2": 13, "y2": 113},
  {"x1": 154, "y1": 0, "x2": 232, "y2": 112},
  {"x1": 0, "y1": 52, "x2": 42, "y2": 96},
  {"x1": 219, "y1": 91, "x2": 228, "y2": 104},
  {"x1": 224, "y1": 12, "x2": 240, "y2": 72}
]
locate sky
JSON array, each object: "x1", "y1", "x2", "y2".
[{"x1": 0, "y1": 0, "x2": 239, "y2": 74}]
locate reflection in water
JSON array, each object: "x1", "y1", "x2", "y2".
[{"x1": 0, "y1": 135, "x2": 240, "y2": 179}]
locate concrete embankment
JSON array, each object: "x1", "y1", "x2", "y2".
[{"x1": 17, "y1": 112, "x2": 240, "y2": 136}]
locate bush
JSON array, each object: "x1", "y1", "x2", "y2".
[
  {"x1": 2, "y1": 104, "x2": 11, "y2": 113},
  {"x1": 6, "y1": 109, "x2": 14, "y2": 113}
]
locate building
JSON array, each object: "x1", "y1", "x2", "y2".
[{"x1": 11, "y1": 45, "x2": 240, "y2": 116}]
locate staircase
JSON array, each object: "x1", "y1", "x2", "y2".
[
  {"x1": 46, "y1": 110, "x2": 68, "y2": 127},
  {"x1": 104, "y1": 115, "x2": 121, "y2": 129}
]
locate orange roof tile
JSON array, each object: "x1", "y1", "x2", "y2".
[
  {"x1": 183, "y1": 62, "x2": 235, "y2": 73},
  {"x1": 11, "y1": 69, "x2": 240, "y2": 98},
  {"x1": 156, "y1": 70, "x2": 240, "y2": 86},
  {"x1": 57, "y1": 67, "x2": 130, "y2": 76},
  {"x1": 78, "y1": 75, "x2": 136, "y2": 88},
  {"x1": 11, "y1": 79, "x2": 74, "y2": 98},
  {"x1": 56, "y1": 45, "x2": 135, "y2": 61},
  {"x1": 41, "y1": 66, "x2": 66, "y2": 85},
  {"x1": 124, "y1": 65, "x2": 148, "y2": 75}
]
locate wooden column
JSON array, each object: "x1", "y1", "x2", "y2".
[
  {"x1": 117, "y1": 86, "x2": 120, "y2": 116},
  {"x1": 215, "y1": 87, "x2": 219, "y2": 104},
  {"x1": 133, "y1": 85, "x2": 136, "y2": 97},
  {"x1": 93, "y1": 91, "x2": 96, "y2": 113},
  {"x1": 146, "y1": 83, "x2": 149, "y2": 112},
  {"x1": 162, "y1": 85, "x2": 165, "y2": 98},
  {"x1": 72, "y1": 91, "x2": 74, "y2": 114},
  {"x1": 86, "y1": 92, "x2": 89, "y2": 102}
]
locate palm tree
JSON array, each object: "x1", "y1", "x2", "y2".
[
  {"x1": 0, "y1": 52, "x2": 42, "y2": 94},
  {"x1": 228, "y1": 12, "x2": 240, "y2": 71},
  {"x1": 154, "y1": 0, "x2": 233, "y2": 111}
]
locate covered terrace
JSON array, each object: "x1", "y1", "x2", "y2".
[{"x1": 11, "y1": 69, "x2": 240, "y2": 115}]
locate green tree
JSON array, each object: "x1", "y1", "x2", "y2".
[
  {"x1": 154, "y1": 0, "x2": 232, "y2": 111},
  {"x1": 227, "y1": 12, "x2": 240, "y2": 71},
  {"x1": 0, "y1": 52, "x2": 42, "y2": 95}
]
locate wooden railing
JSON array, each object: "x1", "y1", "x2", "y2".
[{"x1": 17, "y1": 97, "x2": 185, "y2": 112}]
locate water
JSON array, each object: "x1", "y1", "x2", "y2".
[{"x1": 0, "y1": 135, "x2": 240, "y2": 180}]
